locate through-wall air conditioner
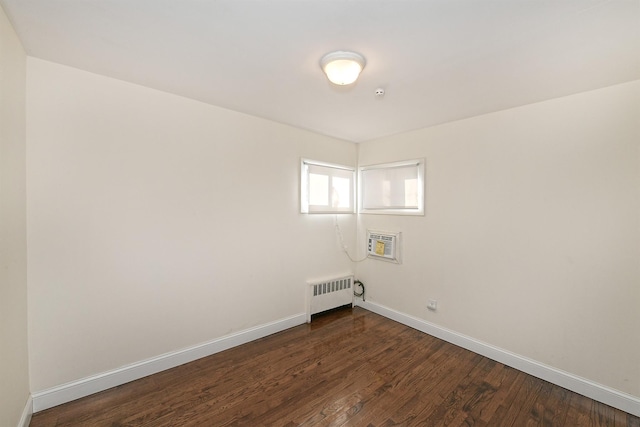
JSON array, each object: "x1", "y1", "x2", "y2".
[{"x1": 366, "y1": 230, "x2": 401, "y2": 264}]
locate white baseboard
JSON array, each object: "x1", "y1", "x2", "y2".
[
  {"x1": 356, "y1": 300, "x2": 640, "y2": 418},
  {"x1": 32, "y1": 313, "x2": 307, "y2": 412},
  {"x1": 18, "y1": 395, "x2": 32, "y2": 427},
  {"x1": 29, "y1": 304, "x2": 640, "y2": 417}
]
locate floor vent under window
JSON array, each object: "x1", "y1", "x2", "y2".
[{"x1": 306, "y1": 275, "x2": 354, "y2": 323}]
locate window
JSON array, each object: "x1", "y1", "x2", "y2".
[
  {"x1": 360, "y1": 159, "x2": 425, "y2": 215},
  {"x1": 301, "y1": 159, "x2": 355, "y2": 214}
]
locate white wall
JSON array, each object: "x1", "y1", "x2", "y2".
[
  {"x1": 0, "y1": 4, "x2": 30, "y2": 426},
  {"x1": 26, "y1": 58, "x2": 357, "y2": 392},
  {"x1": 357, "y1": 80, "x2": 640, "y2": 397}
]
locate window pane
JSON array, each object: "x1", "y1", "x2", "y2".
[
  {"x1": 309, "y1": 173, "x2": 328, "y2": 206},
  {"x1": 382, "y1": 180, "x2": 391, "y2": 206},
  {"x1": 363, "y1": 166, "x2": 417, "y2": 209},
  {"x1": 360, "y1": 159, "x2": 424, "y2": 215},
  {"x1": 404, "y1": 178, "x2": 418, "y2": 208},
  {"x1": 302, "y1": 159, "x2": 355, "y2": 214},
  {"x1": 332, "y1": 176, "x2": 350, "y2": 208}
]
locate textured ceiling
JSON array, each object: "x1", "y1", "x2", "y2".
[{"x1": 2, "y1": 0, "x2": 639, "y2": 142}]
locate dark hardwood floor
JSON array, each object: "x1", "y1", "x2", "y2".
[{"x1": 30, "y1": 307, "x2": 639, "y2": 426}]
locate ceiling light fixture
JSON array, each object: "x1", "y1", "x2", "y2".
[{"x1": 320, "y1": 51, "x2": 366, "y2": 85}]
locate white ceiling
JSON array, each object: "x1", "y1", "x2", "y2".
[{"x1": 2, "y1": 0, "x2": 639, "y2": 142}]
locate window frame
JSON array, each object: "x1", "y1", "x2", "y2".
[
  {"x1": 301, "y1": 158, "x2": 356, "y2": 214},
  {"x1": 359, "y1": 158, "x2": 425, "y2": 216}
]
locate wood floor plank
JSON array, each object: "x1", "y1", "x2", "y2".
[
  {"x1": 221, "y1": 315, "x2": 411, "y2": 425},
  {"x1": 629, "y1": 412, "x2": 640, "y2": 427},
  {"x1": 319, "y1": 332, "x2": 447, "y2": 425},
  {"x1": 565, "y1": 392, "x2": 596, "y2": 426},
  {"x1": 478, "y1": 370, "x2": 529, "y2": 427},
  {"x1": 413, "y1": 356, "x2": 495, "y2": 426},
  {"x1": 287, "y1": 318, "x2": 423, "y2": 425},
  {"x1": 537, "y1": 380, "x2": 572, "y2": 427},
  {"x1": 342, "y1": 340, "x2": 476, "y2": 425},
  {"x1": 469, "y1": 364, "x2": 522, "y2": 426},
  {"x1": 336, "y1": 338, "x2": 451, "y2": 425},
  {"x1": 29, "y1": 307, "x2": 640, "y2": 427},
  {"x1": 441, "y1": 359, "x2": 504, "y2": 426},
  {"x1": 502, "y1": 373, "x2": 546, "y2": 426}
]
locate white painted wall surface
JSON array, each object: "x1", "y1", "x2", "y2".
[
  {"x1": 0, "y1": 4, "x2": 31, "y2": 426},
  {"x1": 356, "y1": 80, "x2": 640, "y2": 397},
  {"x1": 26, "y1": 58, "x2": 357, "y2": 392}
]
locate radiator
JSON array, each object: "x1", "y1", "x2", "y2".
[{"x1": 306, "y1": 275, "x2": 354, "y2": 323}]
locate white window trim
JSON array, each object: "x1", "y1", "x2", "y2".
[
  {"x1": 359, "y1": 158, "x2": 425, "y2": 216},
  {"x1": 301, "y1": 158, "x2": 356, "y2": 214}
]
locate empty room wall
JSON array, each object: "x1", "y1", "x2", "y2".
[
  {"x1": 357, "y1": 80, "x2": 640, "y2": 399},
  {"x1": 26, "y1": 58, "x2": 357, "y2": 393},
  {"x1": 0, "y1": 4, "x2": 30, "y2": 426}
]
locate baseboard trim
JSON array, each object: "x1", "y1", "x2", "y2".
[
  {"x1": 18, "y1": 395, "x2": 32, "y2": 427},
  {"x1": 356, "y1": 300, "x2": 640, "y2": 417},
  {"x1": 32, "y1": 313, "x2": 307, "y2": 412}
]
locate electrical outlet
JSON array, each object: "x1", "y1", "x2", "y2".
[{"x1": 427, "y1": 299, "x2": 438, "y2": 311}]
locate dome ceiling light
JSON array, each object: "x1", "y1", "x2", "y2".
[{"x1": 320, "y1": 51, "x2": 366, "y2": 86}]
